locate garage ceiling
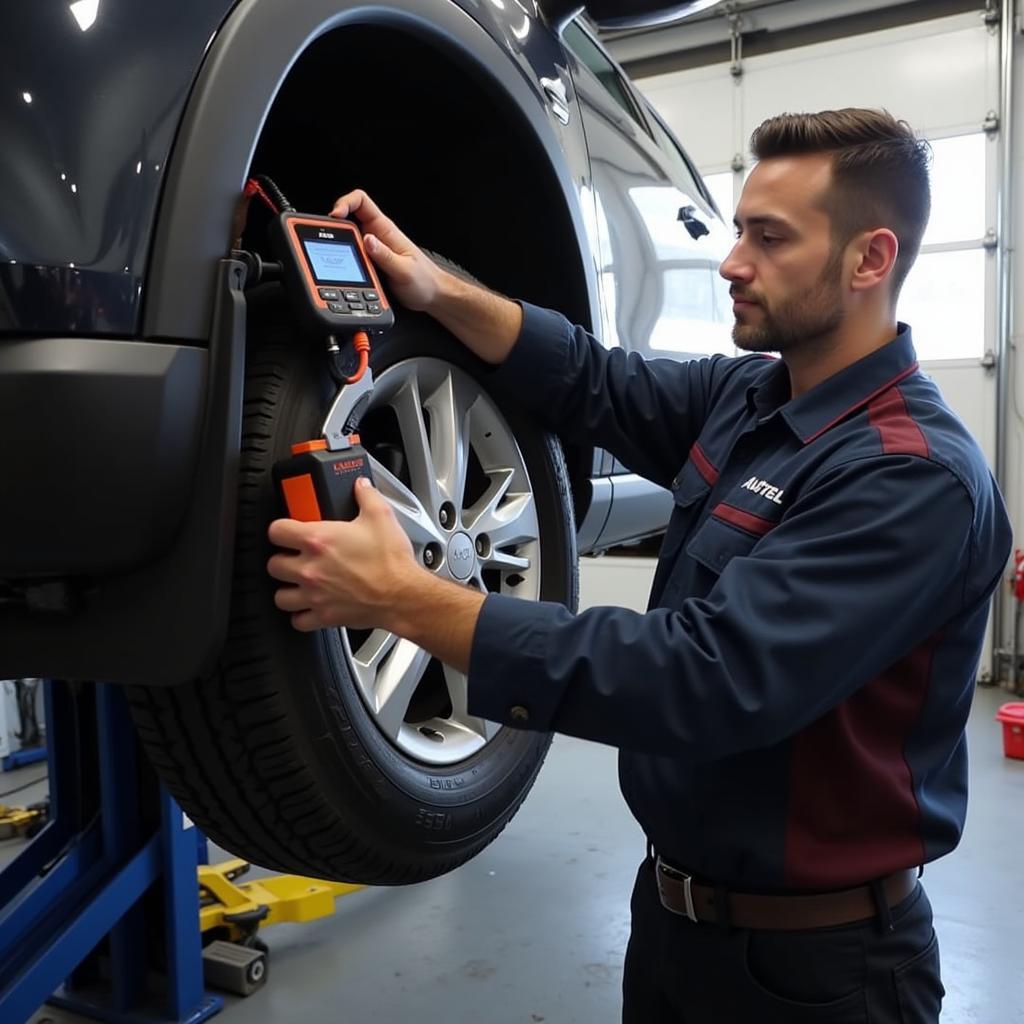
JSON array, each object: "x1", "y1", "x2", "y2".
[{"x1": 601, "y1": 0, "x2": 988, "y2": 76}]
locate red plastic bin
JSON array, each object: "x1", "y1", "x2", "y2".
[{"x1": 995, "y1": 702, "x2": 1024, "y2": 760}]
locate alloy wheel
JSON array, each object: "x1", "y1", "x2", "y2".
[{"x1": 344, "y1": 357, "x2": 542, "y2": 765}]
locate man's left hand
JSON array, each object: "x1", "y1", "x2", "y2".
[{"x1": 267, "y1": 478, "x2": 418, "y2": 633}]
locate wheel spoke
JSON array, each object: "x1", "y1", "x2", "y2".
[
  {"x1": 463, "y1": 468, "x2": 514, "y2": 532},
  {"x1": 371, "y1": 638, "x2": 432, "y2": 742},
  {"x1": 443, "y1": 663, "x2": 499, "y2": 742},
  {"x1": 424, "y1": 370, "x2": 475, "y2": 512},
  {"x1": 474, "y1": 488, "x2": 539, "y2": 551},
  {"x1": 481, "y1": 548, "x2": 531, "y2": 574},
  {"x1": 367, "y1": 455, "x2": 446, "y2": 549},
  {"x1": 392, "y1": 377, "x2": 443, "y2": 518},
  {"x1": 351, "y1": 628, "x2": 400, "y2": 675}
]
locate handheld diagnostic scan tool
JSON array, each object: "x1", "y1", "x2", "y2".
[{"x1": 270, "y1": 212, "x2": 394, "y2": 336}]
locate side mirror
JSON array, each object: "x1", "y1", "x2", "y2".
[{"x1": 678, "y1": 205, "x2": 710, "y2": 240}]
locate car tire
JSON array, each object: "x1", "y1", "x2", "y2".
[{"x1": 127, "y1": 273, "x2": 577, "y2": 884}]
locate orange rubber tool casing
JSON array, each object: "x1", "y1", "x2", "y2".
[{"x1": 273, "y1": 437, "x2": 372, "y2": 522}]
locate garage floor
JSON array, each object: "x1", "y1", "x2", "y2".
[{"x1": 6, "y1": 556, "x2": 1024, "y2": 1024}]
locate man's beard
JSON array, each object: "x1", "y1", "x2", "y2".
[{"x1": 731, "y1": 256, "x2": 844, "y2": 354}]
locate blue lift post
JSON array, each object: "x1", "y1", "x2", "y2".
[{"x1": 0, "y1": 681, "x2": 223, "y2": 1024}]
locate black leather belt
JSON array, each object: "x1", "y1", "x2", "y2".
[{"x1": 654, "y1": 856, "x2": 918, "y2": 930}]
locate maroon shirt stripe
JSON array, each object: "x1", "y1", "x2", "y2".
[
  {"x1": 712, "y1": 502, "x2": 775, "y2": 537},
  {"x1": 804, "y1": 363, "x2": 919, "y2": 445},
  {"x1": 690, "y1": 442, "x2": 719, "y2": 486},
  {"x1": 868, "y1": 385, "x2": 930, "y2": 457},
  {"x1": 782, "y1": 632, "x2": 941, "y2": 888}
]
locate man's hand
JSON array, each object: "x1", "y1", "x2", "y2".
[
  {"x1": 267, "y1": 478, "x2": 419, "y2": 633},
  {"x1": 330, "y1": 189, "x2": 523, "y2": 365},
  {"x1": 267, "y1": 477, "x2": 487, "y2": 673},
  {"x1": 330, "y1": 190, "x2": 443, "y2": 312}
]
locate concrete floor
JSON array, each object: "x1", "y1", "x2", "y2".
[{"x1": 6, "y1": 555, "x2": 1024, "y2": 1023}]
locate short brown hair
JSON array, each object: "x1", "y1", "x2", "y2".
[{"x1": 750, "y1": 109, "x2": 931, "y2": 299}]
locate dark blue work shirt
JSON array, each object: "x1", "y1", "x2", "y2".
[{"x1": 468, "y1": 302, "x2": 1012, "y2": 892}]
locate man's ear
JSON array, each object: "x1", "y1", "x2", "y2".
[{"x1": 849, "y1": 228, "x2": 899, "y2": 293}]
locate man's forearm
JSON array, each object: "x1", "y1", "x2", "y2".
[
  {"x1": 427, "y1": 270, "x2": 523, "y2": 365},
  {"x1": 387, "y1": 568, "x2": 488, "y2": 675}
]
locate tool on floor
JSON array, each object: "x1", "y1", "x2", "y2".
[
  {"x1": 238, "y1": 175, "x2": 394, "y2": 523},
  {"x1": 198, "y1": 858, "x2": 363, "y2": 996},
  {"x1": 0, "y1": 798, "x2": 48, "y2": 839}
]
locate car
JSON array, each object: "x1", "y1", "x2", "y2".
[{"x1": 0, "y1": 0, "x2": 732, "y2": 884}]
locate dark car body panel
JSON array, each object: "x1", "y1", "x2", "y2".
[
  {"x1": 0, "y1": 0, "x2": 231, "y2": 336},
  {"x1": 0, "y1": 337, "x2": 206, "y2": 574},
  {"x1": 0, "y1": 261, "x2": 247, "y2": 685}
]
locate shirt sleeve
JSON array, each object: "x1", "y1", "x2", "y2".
[
  {"x1": 489, "y1": 302, "x2": 724, "y2": 488},
  {"x1": 468, "y1": 455, "x2": 985, "y2": 758}
]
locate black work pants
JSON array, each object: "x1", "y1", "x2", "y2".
[{"x1": 622, "y1": 858, "x2": 944, "y2": 1023}]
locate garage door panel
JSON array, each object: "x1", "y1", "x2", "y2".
[
  {"x1": 642, "y1": 70, "x2": 734, "y2": 169},
  {"x1": 742, "y1": 20, "x2": 990, "y2": 138}
]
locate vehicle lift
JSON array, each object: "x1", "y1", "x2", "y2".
[{"x1": 0, "y1": 681, "x2": 363, "y2": 1023}]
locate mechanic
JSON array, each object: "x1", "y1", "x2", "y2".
[{"x1": 267, "y1": 108, "x2": 1012, "y2": 1023}]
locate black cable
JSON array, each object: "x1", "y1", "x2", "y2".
[
  {"x1": 253, "y1": 174, "x2": 294, "y2": 213},
  {"x1": 0, "y1": 773, "x2": 49, "y2": 800}
]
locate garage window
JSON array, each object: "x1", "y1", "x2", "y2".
[
  {"x1": 896, "y1": 132, "x2": 991, "y2": 362},
  {"x1": 703, "y1": 170, "x2": 736, "y2": 220}
]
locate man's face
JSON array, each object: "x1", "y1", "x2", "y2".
[{"x1": 719, "y1": 154, "x2": 847, "y2": 354}]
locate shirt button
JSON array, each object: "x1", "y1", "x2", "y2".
[{"x1": 509, "y1": 705, "x2": 530, "y2": 723}]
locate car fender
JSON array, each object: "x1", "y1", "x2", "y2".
[{"x1": 145, "y1": 0, "x2": 600, "y2": 343}]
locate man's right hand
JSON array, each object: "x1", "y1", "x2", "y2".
[
  {"x1": 330, "y1": 190, "x2": 442, "y2": 313},
  {"x1": 330, "y1": 189, "x2": 523, "y2": 365}
]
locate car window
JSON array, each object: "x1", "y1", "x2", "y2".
[
  {"x1": 563, "y1": 20, "x2": 647, "y2": 131},
  {"x1": 644, "y1": 106, "x2": 713, "y2": 212}
]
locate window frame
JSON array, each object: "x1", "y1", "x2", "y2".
[
  {"x1": 563, "y1": 18, "x2": 651, "y2": 137},
  {"x1": 897, "y1": 128, "x2": 994, "y2": 365}
]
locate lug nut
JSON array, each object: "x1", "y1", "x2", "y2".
[
  {"x1": 423, "y1": 549, "x2": 435, "y2": 567},
  {"x1": 439, "y1": 501, "x2": 457, "y2": 530}
]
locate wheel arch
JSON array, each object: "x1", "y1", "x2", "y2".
[{"x1": 143, "y1": 0, "x2": 600, "y2": 344}]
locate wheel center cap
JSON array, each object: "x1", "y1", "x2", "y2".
[{"x1": 447, "y1": 532, "x2": 475, "y2": 581}]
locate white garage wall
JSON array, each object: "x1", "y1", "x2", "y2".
[
  {"x1": 640, "y1": 13, "x2": 997, "y2": 164},
  {"x1": 635, "y1": 12, "x2": 1022, "y2": 678}
]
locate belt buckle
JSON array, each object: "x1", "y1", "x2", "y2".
[{"x1": 656, "y1": 855, "x2": 698, "y2": 923}]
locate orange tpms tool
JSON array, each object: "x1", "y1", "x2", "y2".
[
  {"x1": 269, "y1": 212, "x2": 394, "y2": 336},
  {"x1": 273, "y1": 436, "x2": 373, "y2": 523}
]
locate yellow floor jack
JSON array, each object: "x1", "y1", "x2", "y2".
[
  {"x1": 0, "y1": 799, "x2": 48, "y2": 840},
  {"x1": 198, "y1": 859, "x2": 363, "y2": 996}
]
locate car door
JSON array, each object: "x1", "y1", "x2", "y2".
[{"x1": 561, "y1": 17, "x2": 733, "y2": 550}]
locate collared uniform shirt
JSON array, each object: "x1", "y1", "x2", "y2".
[{"x1": 468, "y1": 303, "x2": 1012, "y2": 891}]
